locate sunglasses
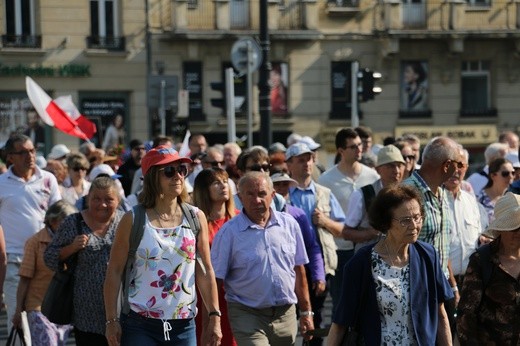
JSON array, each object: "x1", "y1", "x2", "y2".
[
  {"x1": 72, "y1": 167, "x2": 87, "y2": 172},
  {"x1": 246, "y1": 164, "x2": 270, "y2": 172},
  {"x1": 206, "y1": 161, "x2": 224, "y2": 167},
  {"x1": 404, "y1": 155, "x2": 415, "y2": 161},
  {"x1": 160, "y1": 165, "x2": 188, "y2": 178},
  {"x1": 500, "y1": 171, "x2": 515, "y2": 178}
]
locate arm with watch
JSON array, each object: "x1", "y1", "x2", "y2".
[{"x1": 294, "y1": 264, "x2": 315, "y2": 341}]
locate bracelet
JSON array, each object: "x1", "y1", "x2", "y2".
[
  {"x1": 105, "y1": 318, "x2": 120, "y2": 325},
  {"x1": 451, "y1": 286, "x2": 459, "y2": 293},
  {"x1": 300, "y1": 310, "x2": 314, "y2": 317},
  {"x1": 208, "y1": 310, "x2": 222, "y2": 318}
]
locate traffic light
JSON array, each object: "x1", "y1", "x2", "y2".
[
  {"x1": 210, "y1": 82, "x2": 226, "y2": 111},
  {"x1": 357, "y1": 68, "x2": 382, "y2": 102}
]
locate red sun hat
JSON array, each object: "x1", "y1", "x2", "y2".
[{"x1": 141, "y1": 145, "x2": 192, "y2": 175}]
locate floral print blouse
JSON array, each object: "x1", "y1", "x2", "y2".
[
  {"x1": 372, "y1": 250, "x2": 418, "y2": 346},
  {"x1": 128, "y1": 207, "x2": 199, "y2": 320}
]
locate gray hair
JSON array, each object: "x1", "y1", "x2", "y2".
[
  {"x1": 44, "y1": 200, "x2": 78, "y2": 226},
  {"x1": 484, "y1": 142, "x2": 508, "y2": 164},
  {"x1": 238, "y1": 171, "x2": 273, "y2": 194},
  {"x1": 421, "y1": 137, "x2": 459, "y2": 165}
]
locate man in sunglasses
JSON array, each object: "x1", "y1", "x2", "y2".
[
  {"x1": 201, "y1": 147, "x2": 237, "y2": 194},
  {"x1": 0, "y1": 134, "x2": 62, "y2": 336}
]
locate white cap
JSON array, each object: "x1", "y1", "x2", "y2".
[
  {"x1": 47, "y1": 144, "x2": 71, "y2": 160},
  {"x1": 299, "y1": 136, "x2": 321, "y2": 150},
  {"x1": 285, "y1": 143, "x2": 312, "y2": 161},
  {"x1": 89, "y1": 164, "x2": 122, "y2": 181},
  {"x1": 506, "y1": 152, "x2": 520, "y2": 168},
  {"x1": 35, "y1": 156, "x2": 47, "y2": 169}
]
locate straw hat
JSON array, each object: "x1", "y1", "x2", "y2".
[{"x1": 487, "y1": 192, "x2": 520, "y2": 234}]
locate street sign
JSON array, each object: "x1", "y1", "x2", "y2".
[{"x1": 231, "y1": 37, "x2": 262, "y2": 75}]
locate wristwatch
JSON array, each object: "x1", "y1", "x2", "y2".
[
  {"x1": 300, "y1": 310, "x2": 314, "y2": 317},
  {"x1": 208, "y1": 310, "x2": 222, "y2": 317}
]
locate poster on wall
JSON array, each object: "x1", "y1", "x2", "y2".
[
  {"x1": 183, "y1": 61, "x2": 204, "y2": 121},
  {"x1": 330, "y1": 61, "x2": 352, "y2": 119},
  {"x1": 0, "y1": 94, "x2": 47, "y2": 153},
  {"x1": 270, "y1": 62, "x2": 289, "y2": 116},
  {"x1": 400, "y1": 61, "x2": 429, "y2": 112},
  {"x1": 80, "y1": 98, "x2": 126, "y2": 151}
]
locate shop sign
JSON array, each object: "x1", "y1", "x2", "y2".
[
  {"x1": 0, "y1": 63, "x2": 91, "y2": 77},
  {"x1": 395, "y1": 125, "x2": 497, "y2": 145}
]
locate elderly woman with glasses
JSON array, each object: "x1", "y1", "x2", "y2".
[
  {"x1": 327, "y1": 185, "x2": 453, "y2": 345},
  {"x1": 477, "y1": 157, "x2": 515, "y2": 225},
  {"x1": 103, "y1": 146, "x2": 222, "y2": 346},
  {"x1": 457, "y1": 192, "x2": 520, "y2": 345}
]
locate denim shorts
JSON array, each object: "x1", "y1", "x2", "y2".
[{"x1": 120, "y1": 311, "x2": 196, "y2": 346}]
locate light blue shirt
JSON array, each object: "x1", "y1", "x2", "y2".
[{"x1": 211, "y1": 209, "x2": 309, "y2": 309}]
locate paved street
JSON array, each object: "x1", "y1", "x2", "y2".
[{"x1": 0, "y1": 294, "x2": 332, "y2": 345}]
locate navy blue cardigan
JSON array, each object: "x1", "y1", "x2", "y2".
[{"x1": 332, "y1": 241, "x2": 453, "y2": 345}]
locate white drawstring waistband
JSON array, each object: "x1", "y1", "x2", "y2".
[{"x1": 162, "y1": 319, "x2": 172, "y2": 341}]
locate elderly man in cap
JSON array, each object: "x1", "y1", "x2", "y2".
[{"x1": 343, "y1": 145, "x2": 406, "y2": 251}]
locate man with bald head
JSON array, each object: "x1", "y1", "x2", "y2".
[{"x1": 211, "y1": 172, "x2": 314, "y2": 345}]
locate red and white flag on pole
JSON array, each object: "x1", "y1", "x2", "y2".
[{"x1": 25, "y1": 76, "x2": 97, "y2": 140}]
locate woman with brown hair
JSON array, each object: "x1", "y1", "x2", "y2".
[
  {"x1": 104, "y1": 146, "x2": 222, "y2": 346},
  {"x1": 193, "y1": 168, "x2": 239, "y2": 346},
  {"x1": 477, "y1": 157, "x2": 514, "y2": 224}
]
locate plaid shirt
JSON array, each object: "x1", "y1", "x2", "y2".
[{"x1": 403, "y1": 171, "x2": 451, "y2": 278}]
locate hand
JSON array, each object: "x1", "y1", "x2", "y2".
[
  {"x1": 454, "y1": 290, "x2": 460, "y2": 307},
  {"x1": 479, "y1": 235, "x2": 493, "y2": 246},
  {"x1": 312, "y1": 280, "x2": 326, "y2": 296},
  {"x1": 312, "y1": 209, "x2": 328, "y2": 228},
  {"x1": 73, "y1": 234, "x2": 89, "y2": 251},
  {"x1": 206, "y1": 317, "x2": 222, "y2": 346},
  {"x1": 300, "y1": 315, "x2": 314, "y2": 341},
  {"x1": 106, "y1": 321, "x2": 121, "y2": 346}
]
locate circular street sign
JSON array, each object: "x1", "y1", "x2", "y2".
[{"x1": 231, "y1": 37, "x2": 262, "y2": 75}]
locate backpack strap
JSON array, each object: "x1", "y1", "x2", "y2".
[
  {"x1": 179, "y1": 202, "x2": 206, "y2": 275},
  {"x1": 360, "y1": 184, "x2": 376, "y2": 214},
  {"x1": 121, "y1": 204, "x2": 146, "y2": 315}
]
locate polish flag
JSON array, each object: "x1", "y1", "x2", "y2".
[
  {"x1": 54, "y1": 95, "x2": 97, "y2": 139},
  {"x1": 25, "y1": 76, "x2": 97, "y2": 140}
]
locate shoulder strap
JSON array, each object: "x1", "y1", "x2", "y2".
[
  {"x1": 121, "y1": 204, "x2": 146, "y2": 315},
  {"x1": 179, "y1": 202, "x2": 206, "y2": 275},
  {"x1": 478, "y1": 170, "x2": 488, "y2": 178},
  {"x1": 361, "y1": 184, "x2": 376, "y2": 214}
]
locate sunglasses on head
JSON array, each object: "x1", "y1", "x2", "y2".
[
  {"x1": 160, "y1": 165, "x2": 188, "y2": 178},
  {"x1": 500, "y1": 171, "x2": 515, "y2": 178},
  {"x1": 246, "y1": 163, "x2": 270, "y2": 172}
]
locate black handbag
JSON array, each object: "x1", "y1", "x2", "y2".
[
  {"x1": 41, "y1": 213, "x2": 83, "y2": 325},
  {"x1": 6, "y1": 326, "x2": 26, "y2": 346}
]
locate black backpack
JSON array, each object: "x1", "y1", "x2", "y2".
[{"x1": 120, "y1": 203, "x2": 202, "y2": 315}]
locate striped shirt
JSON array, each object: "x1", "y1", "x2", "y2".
[{"x1": 402, "y1": 171, "x2": 451, "y2": 278}]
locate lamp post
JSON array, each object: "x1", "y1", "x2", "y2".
[{"x1": 259, "y1": 0, "x2": 271, "y2": 148}]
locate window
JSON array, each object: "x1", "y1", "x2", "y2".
[
  {"x1": 330, "y1": 61, "x2": 353, "y2": 120},
  {"x1": 88, "y1": 0, "x2": 124, "y2": 51},
  {"x1": 460, "y1": 61, "x2": 496, "y2": 117},
  {"x1": 466, "y1": 0, "x2": 491, "y2": 6},
  {"x1": 327, "y1": 0, "x2": 359, "y2": 7},
  {"x1": 3, "y1": 0, "x2": 40, "y2": 48}
]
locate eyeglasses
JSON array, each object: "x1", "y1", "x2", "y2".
[
  {"x1": 159, "y1": 165, "x2": 188, "y2": 178},
  {"x1": 393, "y1": 214, "x2": 423, "y2": 227},
  {"x1": 500, "y1": 171, "x2": 515, "y2": 178},
  {"x1": 133, "y1": 147, "x2": 146, "y2": 151},
  {"x1": 450, "y1": 160, "x2": 466, "y2": 169},
  {"x1": 246, "y1": 164, "x2": 270, "y2": 172},
  {"x1": 72, "y1": 167, "x2": 87, "y2": 172},
  {"x1": 206, "y1": 161, "x2": 224, "y2": 168},
  {"x1": 10, "y1": 148, "x2": 36, "y2": 156},
  {"x1": 404, "y1": 155, "x2": 415, "y2": 161},
  {"x1": 344, "y1": 143, "x2": 363, "y2": 150}
]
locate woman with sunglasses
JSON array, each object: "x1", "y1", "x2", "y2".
[
  {"x1": 103, "y1": 146, "x2": 222, "y2": 346},
  {"x1": 393, "y1": 140, "x2": 416, "y2": 178},
  {"x1": 193, "y1": 168, "x2": 239, "y2": 346},
  {"x1": 477, "y1": 157, "x2": 514, "y2": 225},
  {"x1": 327, "y1": 185, "x2": 453, "y2": 345},
  {"x1": 61, "y1": 153, "x2": 91, "y2": 206}
]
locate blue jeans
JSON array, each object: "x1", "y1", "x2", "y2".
[{"x1": 120, "y1": 311, "x2": 196, "y2": 346}]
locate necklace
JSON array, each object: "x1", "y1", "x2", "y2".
[
  {"x1": 153, "y1": 208, "x2": 174, "y2": 222},
  {"x1": 383, "y1": 240, "x2": 396, "y2": 267}
]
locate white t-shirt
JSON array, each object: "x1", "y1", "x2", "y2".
[
  {"x1": 318, "y1": 164, "x2": 379, "y2": 250},
  {"x1": 0, "y1": 167, "x2": 62, "y2": 255}
]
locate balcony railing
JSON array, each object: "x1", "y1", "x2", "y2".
[
  {"x1": 402, "y1": 3, "x2": 427, "y2": 29},
  {"x1": 86, "y1": 36, "x2": 126, "y2": 51},
  {"x1": 1, "y1": 35, "x2": 41, "y2": 49}
]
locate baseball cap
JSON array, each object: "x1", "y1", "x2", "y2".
[
  {"x1": 141, "y1": 145, "x2": 192, "y2": 175},
  {"x1": 270, "y1": 172, "x2": 297, "y2": 185},
  {"x1": 376, "y1": 145, "x2": 405, "y2": 167},
  {"x1": 269, "y1": 142, "x2": 287, "y2": 154},
  {"x1": 285, "y1": 143, "x2": 312, "y2": 161},
  {"x1": 89, "y1": 164, "x2": 122, "y2": 181},
  {"x1": 299, "y1": 136, "x2": 321, "y2": 150},
  {"x1": 47, "y1": 144, "x2": 71, "y2": 160},
  {"x1": 505, "y1": 152, "x2": 520, "y2": 169}
]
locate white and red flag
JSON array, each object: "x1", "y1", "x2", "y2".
[{"x1": 25, "y1": 76, "x2": 97, "y2": 140}]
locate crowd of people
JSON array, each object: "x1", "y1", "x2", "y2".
[{"x1": 0, "y1": 125, "x2": 518, "y2": 346}]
